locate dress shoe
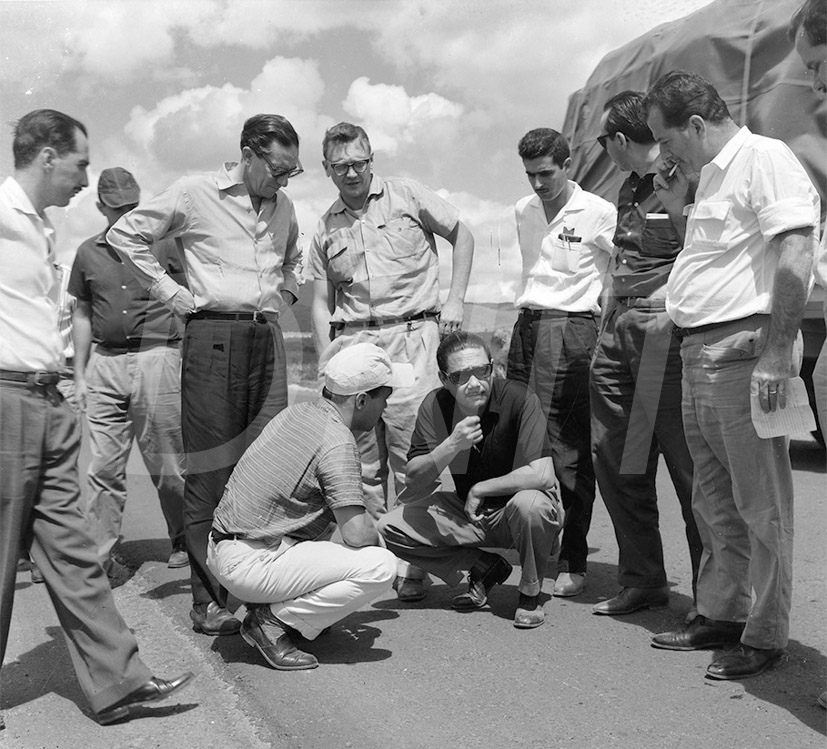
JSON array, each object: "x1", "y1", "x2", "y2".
[
  {"x1": 553, "y1": 572, "x2": 585, "y2": 598},
  {"x1": 513, "y1": 594, "x2": 545, "y2": 629},
  {"x1": 706, "y1": 644, "x2": 784, "y2": 680},
  {"x1": 30, "y1": 563, "x2": 45, "y2": 584},
  {"x1": 395, "y1": 576, "x2": 427, "y2": 602},
  {"x1": 452, "y1": 553, "x2": 512, "y2": 611},
  {"x1": 240, "y1": 605, "x2": 318, "y2": 670},
  {"x1": 167, "y1": 545, "x2": 189, "y2": 569},
  {"x1": 96, "y1": 672, "x2": 195, "y2": 725},
  {"x1": 592, "y1": 586, "x2": 669, "y2": 616},
  {"x1": 189, "y1": 602, "x2": 241, "y2": 636},
  {"x1": 651, "y1": 615, "x2": 744, "y2": 651},
  {"x1": 818, "y1": 690, "x2": 827, "y2": 709}
]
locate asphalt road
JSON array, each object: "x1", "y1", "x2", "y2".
[{"x1": 2, "y1": 417, "x2": 825, "y2": 748}]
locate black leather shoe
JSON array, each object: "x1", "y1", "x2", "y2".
[
  {"x1": 97, "y1": 673, "x2": 195, "y2": 725},
  {"x1": 190, "y1": 602, "x2": 241, "y2": 636},
  {"x1": 452, "y1": 554, "x2": 513, "y2": 611},
  {"x1": 240, "y1": 606, "x2": 318, "y2": 670},
  {"x1": 705, "y1": 644, "x2": 784, "y2": 680},
  {"x1": 592, "y1": 586, "x2": 669, "y2": 616},
  {"x1": 651, "y1": 615, "x2": 745, "y2": 651},
  {"x1": 513, "y1": 594, "x2": 545, "y2": 629}
]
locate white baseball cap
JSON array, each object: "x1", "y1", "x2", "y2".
[{"x1": 324, "y1": 342, "x2": 415, "y2": 396}]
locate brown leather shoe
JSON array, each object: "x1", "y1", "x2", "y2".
[
  {"x1": 190, "y1": 602, "x2": 241, "y2": 636},
  {"x1": 240, "y1": 605, "x2": 318, "y2": 670},
  {"x1": 395, "y1": 576, "x2": 427, "y2": 602},
  {"x1": 651, "y1": 614, "x2": 744, "y2": 651},
  {"x1": 513, "y1": 594, "x2": 545, "y2": 629},
  {"x1": 452, "y1": 554, "x2": 513, "y2": 611},
  {"x1": 97, "y1": 672, "x2": 195, "y2": 725},
  {"x1": 706, "y1": 645, "x2": 784, "y2": 680},
  {"x1": 592, "y1": 586, "x2": 669, "y2": 616}
]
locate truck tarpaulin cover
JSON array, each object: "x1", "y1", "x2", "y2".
[{"x1": 562, "y1": 0, "x2": 826, "y2": 215}]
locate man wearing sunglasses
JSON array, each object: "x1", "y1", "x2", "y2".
[
  {"x1": 378, "y1": 332, "x2": 563, "y2": 628},
  {"x1": 508, "y1": 128, "x2": 616, "y2": 600},
  {"x1": 108, "y1": 114, "x2": 303, "y2": 638},
  {"x1": 589, "y1": 92, "x2": 702, "y2": 618},
  {"x1": 308, "y1": 122, "x2": 475, "y2": 603}
]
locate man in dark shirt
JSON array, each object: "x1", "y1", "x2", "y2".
[
  {"x1": 70, "y1": 168, "x2": 191, "y2": 576},
  {"x1": 589, "y1": 92, "x2": 702, "y2": 617},
  {"x1": 378, "y1": 332, "x2": 563, "y2": 629}
]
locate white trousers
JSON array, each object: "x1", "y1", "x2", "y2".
[{"x1": 207, "y1": 535, "x2": 396, "y2": 639}]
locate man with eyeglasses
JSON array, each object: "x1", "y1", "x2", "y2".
[
  {"x1": 508, "y1": 128, "x2": 616, "y2": 600},
  {"x1": 308, "y1": 122, "x2": 474, "y2": 603},
  {"x1": 108, "y1": 114, "x2": 303, "y2": 638},
  {"x1": 378, "y1": 332, "x2": 563, "y2": 629},
  {"x1": 589, "y1": 92, "x2": 702, "y2": 619}
]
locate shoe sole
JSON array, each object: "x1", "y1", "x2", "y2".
[
  {"x1": 167, "y1": 559, "x2": 190, "y2": 569},
  {"x1": 592, "y1": 600, "x2": 669, "y2": 616},
  {"x1": 97, "y1": 672, "x2": 195, "y2": 725},
  {"x1": 240, "y1": 626, "x2": 318, "y2": 671},
  {"x1": 651, "y1": 636, "x2": 742, "y2": 652},
  {"x1": 513, "y1": 615, "x2": 545, "y2": 629},
  {"x1": 552, "y1": 586, "x2": 584, "y2": 598},
  {"x1": 705, "y1": 653, "x2": 783, "y2": 680}
]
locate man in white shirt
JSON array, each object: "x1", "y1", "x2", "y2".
[
  {"x1": 0, "y1": 108, "x2": 192, "y2": 727},
  {"x1": 644, "y1": 71, "x2": 819, "y2": 681},
  {"x1": 507, "y1": 128, "x2": 616, "y2": 598}
]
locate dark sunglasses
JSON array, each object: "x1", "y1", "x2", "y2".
[
  {"x1": 597, "y1": 132, "x2": 614, "y2": 150},
  {"x1": 442, "y1": 362, "x2": 493, "y2": 386}
]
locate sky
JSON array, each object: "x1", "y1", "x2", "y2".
[{"x1": 0, "y1": 0, "x2": 714, "y2": 305}]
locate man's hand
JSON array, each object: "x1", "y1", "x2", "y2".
[
  {"x1": 652, "y1": 160, "x2": 692, "y2": 214},
  {"x1": 170, "y1": 287, "x2": 196, "y2": 317},
  {"x1": 464, "y1": 484, "x2": 486, "y2": 524},
  {"x1": 449, "y1": 415, "x2": 483, "y2": 452},
  {"x1": 439, "y1": 297, "x2": 464, "y2": 336},
  {"x1": 751, "y1": 347, "x2": 792, "y2": 413}
]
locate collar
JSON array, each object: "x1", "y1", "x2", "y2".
[
  {"x1": 710, "y1": 126, "x2": 751, "y2": 172},
  {"x1": 329, "y1": 173, "x2": 385, "y2": 216},
  {"x1": 1, "y1": 176, "x2": 41, "y2": 219},
  {"x1": 215, "y1": 161, "x2": 247, "y2": 191},
  {"x1": 527, "y1": 181, "x2": 585, "y2": 220}
]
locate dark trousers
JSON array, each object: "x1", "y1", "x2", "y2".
[
  {"x1": 590, "y1": 300, "x2": 701, "y2": 591},
  {"x1": 0, "y1": 382, "x2": 151, "y2": 713},
  {"x1": 506, "y1": 312, "x2": 596, "y2": 573},
  {"x1": 378, "y1": 489, "x2": 563, "y2": 597},
  {"x1": 181, "y1": 318, "x2": 288, "y2": 607}
]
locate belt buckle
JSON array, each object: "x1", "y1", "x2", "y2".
[
  {"x1": 30, "y1": 371, "x2": 56, "y2": 386},
  {"x1": 254, "y1": 311, "x2": 265, "y2": 323}
]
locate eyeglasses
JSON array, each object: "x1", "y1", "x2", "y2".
[
  {"x1": 597, "y1": 132, "x2": 614, "y2": 150},
  {"x1": 442, "y1": 362, "x2": 493, "y2": 386},
  {"x1": 256, "y1": 150, "x2": 304, "y2": 180},
  {"x1": 327, "y1": 158, "x2": 372, "y2": 177}
]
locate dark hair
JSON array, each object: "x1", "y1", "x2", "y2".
[
  {"x1": 789, "y1": 0, "x2": 826, "y2": 46},
  {"x1": 13, "y1": 109, "x2": 87, "y2": 169},
  {"x1": 322, "y1": 122, "x2": 371, "y2": 160},
  {"x1": 436, "y1": 331, "x2": 491, "y2": 374},
  {"x1": 603, "y1": 90, "x2": 655, "y2": 145},
  {"x1": 239, "y1": 114, "x2": 299, "y2": 154},
  {"x1": 643, "y1": 70, "x2": 731, "y2": 128},
  {"x1": 517, "y1": 128, "x2": 569, "y2": 166}
]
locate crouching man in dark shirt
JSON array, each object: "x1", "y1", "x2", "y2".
[{"x1": 378, "y1": 332, "x2": 563, "y2": 628}]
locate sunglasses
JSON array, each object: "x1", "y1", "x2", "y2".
[
  {"x1": 597, "y1": 132, "x2": 614, "y2": 150},
  {"x1": 442, "y1": 362, "x2": 493, "y2": 386}
]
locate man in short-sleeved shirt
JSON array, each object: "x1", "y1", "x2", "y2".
[
  {"x1": 309, "y1": 122, "x2": 474, "y2": 601},
  {"x1": 70, "y1": 167, "x2": 188, "y2": 573},
  {"x1": 208, "y1": 343, "x2": 410, "y2": 670},
  {"x1": 507, "y1": 128, "x2": 616, "y2": 599},
  {"x1": 645, "y1": 71, "x2": 819, "y2": 681},
  {"x1": 378, "y1": 332, "x2": 563, "y2": 629}
]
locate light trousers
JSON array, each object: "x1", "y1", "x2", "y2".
[{"x1": 207, "y1": 535, "x2": 396, "y2": 639}]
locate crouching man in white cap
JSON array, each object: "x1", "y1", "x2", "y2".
[{"x1": 207, "y1": 343, "x2": 413, "y2": 670}]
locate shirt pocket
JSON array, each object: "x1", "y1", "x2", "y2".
[
  {"x1": 641, "y1": 213, "x2": 681, "y2": 259},
  {"x1": 691, "y1": 201, "x2": 730, "y2": 247},
  {"x1": 325, "y1": 236, "x2": 361, "y2": 285}
]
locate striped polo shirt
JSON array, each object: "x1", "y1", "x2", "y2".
[{"x1": 213, "y1": 398, "x2": 365, "y2": 543}]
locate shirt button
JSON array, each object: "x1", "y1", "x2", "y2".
[
  {"x1": 121, "y1": 285, "x2": 127, "y2": 289},
  {"x1": 122, "y1": 310, "x2": 127, "y2": 314}
]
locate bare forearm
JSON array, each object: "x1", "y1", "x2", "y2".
[{"x1": 764, "y1": 229, "x2": 814, "y2": 355}]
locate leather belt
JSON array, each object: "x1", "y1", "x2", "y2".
[
  {"x1": 519, "y1": 308, "x2": 594, "y2": 320},
  {"x1": 189, "y1": 310, "x2": 278, "y2": 324},
  {"x1": 211, "y1": 528, "x2": 242, "y2": 544},
  {"x1": 673, "y1": 314, "x2": 764, "y2": 340},
  {"x1": 97, "y1": 340, "x2": 180, "y2": 354},
  {"x1": 331, "y1": 310, "x2": 439, "y2": 331},
  {"x1": 616, "y1": 297, "x2": 666, "y2": 310},
  {"x1": 0, "y1": 370, "x2": 60, "y2": 386}
]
